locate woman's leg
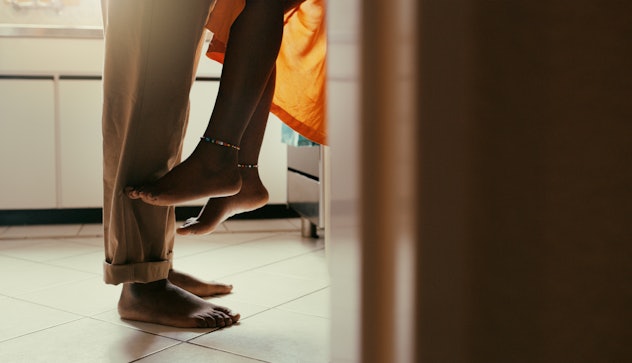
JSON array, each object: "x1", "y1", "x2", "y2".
[
  {"x1": 178, "y1": 68, "x2": 275, "y2": 235},
  {"x1": 175, "y1": 0, "x2": 309, "y2": 234},
  {"x1": 128, "y1": 0, "x2": 285, "y2": 206}
]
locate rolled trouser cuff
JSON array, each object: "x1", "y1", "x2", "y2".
[{"x1": 103, "y1": 253, "x2": 172, "y2": 285}]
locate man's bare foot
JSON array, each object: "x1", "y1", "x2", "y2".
[
  {"x1": 118, "y1": 279, "x2": 240, "y2": 328},
  {"x1": 127, "y1": 141, "x2": 242, "y2": 206},
  {"x1": 168, "y1": 269, "x2": 233, "y2": 297},
  {"x1": 177, "y1": 168, "x2": 269, "y2": 235}
]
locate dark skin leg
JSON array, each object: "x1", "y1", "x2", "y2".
[
  {"x1": 128, "y1": 0, "x2": 285, "y2": 206},
  {"x1": 177, "y1": 0, "x2": 304, "y2": 235},
  {"x1": 176, "y1": 0, "x2": 308, "y2": 234},
  {"x1": 178, "y1": 68, "x2": 274, "y2": 235}
]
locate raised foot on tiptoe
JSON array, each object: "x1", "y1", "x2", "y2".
[
  {"x1": 126, "y1": 141, "x2": 241, "y2": 206},
  {"x1": 168, "y1": 269, "x2": 233, "y2": 297},
  {"x1": 118, "y1": 279, "x2": 240, "y2": 329},
  {"x1": 177, "y1": 169, "x2": 269, "y2": 235}
]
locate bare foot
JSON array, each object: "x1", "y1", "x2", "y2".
[
  {"x1": 118, "y1": 279, "x2": 240, "y2": 328},
  {"x1": 127, "y1": 141, "x2": 242, "y2": 206},
  {"x1": 177, "y1": 168, "x2": 269, "y2": 235},
  {"x1": 168, "y1": 269, "x2": 233, "y2": 297}
]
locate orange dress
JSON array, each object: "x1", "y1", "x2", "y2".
[{"x1": 205, "y1": 0, "x2": 327, "y2": 145}]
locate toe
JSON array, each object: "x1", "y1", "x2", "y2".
[
  {"x1": 211, "y1": 310, "x2": 234, "y2": 327},
  {"x1": 176, "y1": 219, "x2": 199, "y2": 235},
  {"x1": 194, "y1": 316, "x2": 210, "y2": 328},
  {"x1": 125, "y1": 186, "x2": 139, "y2": 199},
  {"x1": 205, "y1": 314, "x2": 220, "y2": 328}
]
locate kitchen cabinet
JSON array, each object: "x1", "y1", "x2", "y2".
[
  {"x1": 0, "y1": 78, "x2": 57, "y2": 209},
  {"x1": 58, "y1": 79, "x2": 103, "y2": 208}
]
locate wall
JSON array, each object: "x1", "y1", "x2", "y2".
[
  {"x1": 415, "y1": 2, "x2": 632, "y2": 361},
  {"x1": 329, "y1": 1, "x2": 632, "y2": 362},
  {"x1": 327, "y1": 0, "x2": 361, "y2": 361}
]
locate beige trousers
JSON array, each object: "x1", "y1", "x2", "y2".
[{"x1": 101, "y1": 0, "x2": 215, "y2": 284}]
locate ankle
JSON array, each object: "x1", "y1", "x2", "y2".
[
  {"x1": 126, "y1": 279, "x2": 169, "y2": 294},
  {"x1": 200, "y1": 137, "x2": 240, "y2": 150}
]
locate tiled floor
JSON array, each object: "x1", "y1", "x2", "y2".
[{"x1": 0, "y1": 219, "x2": 330, "y2": 362}]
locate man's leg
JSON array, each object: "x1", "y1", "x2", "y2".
[{"x1": 102, "y1": 0, "x2": 238, "y2": 327}]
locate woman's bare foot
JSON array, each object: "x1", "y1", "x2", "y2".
[
  {"x1": 177, "y1": 168, "x2": 269, "y2": 235},
  {"x1": 168, "y1": 269, "x2": 233, "y2": 297},
  {"x1": 127, "y1": 141, "x2": 242, "y2": 206},
  {"x1": 118, "y1": 279, "x2": 240, "y2": 328}
]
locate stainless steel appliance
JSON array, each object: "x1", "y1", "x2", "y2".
[{"x1": 287, "y1": 144, "x2": 324, "y2": 238}]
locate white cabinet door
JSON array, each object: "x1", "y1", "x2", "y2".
[
  {"x1": 58, "y1": 79, "x2": 103, "y2": 208},
  {"x1": 0, "y1": 79, "x2": 57, "y2": 209}
]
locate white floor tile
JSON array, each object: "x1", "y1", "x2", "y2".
[
  {"x1": 0, "y1": 256, "x2": 95, "y2": 296},
  {"x1": 48, "y1": 250, "x2": 105, "y2": 275},
  {"x1": 173, "y1": 245, "x2": 293, "y2": 281},
  {"x1": 0, "y1": 255, "x2": 34, "y2": 271},
  {"x1": 277, "y1": 288, "x2": 331, "y2": 319},
  {"x1": 0, "y1": 219, "x2": 330, "y2": 362},
  {"x1": 220, "y1": 270, "x2": 329, "y2": 308},
  {"x1": 17, "y1": 276, "x2": 121, "y2": 316},
  {"x1": 0, "y1": 238, "x2": 33, "y2": 251},
  {"x1": 223, "y1": 219, "x2": 299, "y2": 233},
  {"x1": 136, "y1": 342, "x2": 264, "y2": 363},
  {"x1": 176, "y1": 231, "x2": 278, "y2": 245},
  {"x1": 1, "y1": 224, "x2": 82, "y2": 239},
  {"x1": 0, "y1": 318, "x2": 180, "y2": 363},
  {"x1": 256, "y1": 250, "x2": 329, "y2": 282},
  {"x1": 239, "y1": 232, "x2": 324, "y2": 254},
  {"x1": 77, "y1": 224, "x2": 104, "y2": 237},
  {"x1": 193, "y1": 308, "x2": 329, "y2": 363},
  {"x1": 172, "y1": 232, "x2": 274, "y2": 259},
  {"x1": 0, "y1": 238, "x2": 100, "y2": 262},
  {"x1": 69, "y1": 236, "x2": 105, "y2": 247},
  {"x1": 286, "y1": 218, "x2": 302, "y2": 229},
  {"x1": 0, "y1": 296, "x2": 81, "y2": 342}
]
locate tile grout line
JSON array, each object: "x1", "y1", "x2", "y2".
[
  {"x1": 185, "y1": 340, "x2": 272, "y2": 362},
  {"x1": 127, "y1": 341, "x2": 188, "y2": 363},
  {"x1": 189, "y1": 285, "x2": 331, "y2": 343},
  {"x1": 0, "y1": 314, "x2": 85, "y2": 345},
  {"x1": 215, "y1": 246, "x2": 326, "y2": 281}
]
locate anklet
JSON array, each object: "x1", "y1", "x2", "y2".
[
  {"x1": 200, "y1": 136, "x2": 240, "y2": 150},
  {"x1": 238, "y1": 163, "x2": 258, "y2": 168}
]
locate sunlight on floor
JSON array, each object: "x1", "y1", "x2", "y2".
[{"x1": 0, "y1": 219, "x2": 329, "y2": 362}]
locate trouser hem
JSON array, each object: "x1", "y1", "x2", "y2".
[{"x1": 103, "y1": 254, "x2": 172, "y2": 285}]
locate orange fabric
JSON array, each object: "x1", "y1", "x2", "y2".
[{"x1": 205, "y1": 0, "x2": 327, "y2": 145}]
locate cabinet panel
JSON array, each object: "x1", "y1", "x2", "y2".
[
  {"x1": 0, "y1": 79, "x2": 57, "y2": 209},
  {"x1": 58, "y1": 80, "x2": 103, "y2": 208}
]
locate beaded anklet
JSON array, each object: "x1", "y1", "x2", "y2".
[
  {"x1": 238, "y1": 163, "x2": 258, "y2": 168},
  {"x1": 200, "y1": 136, "x2": 240, "y2": 150}
]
